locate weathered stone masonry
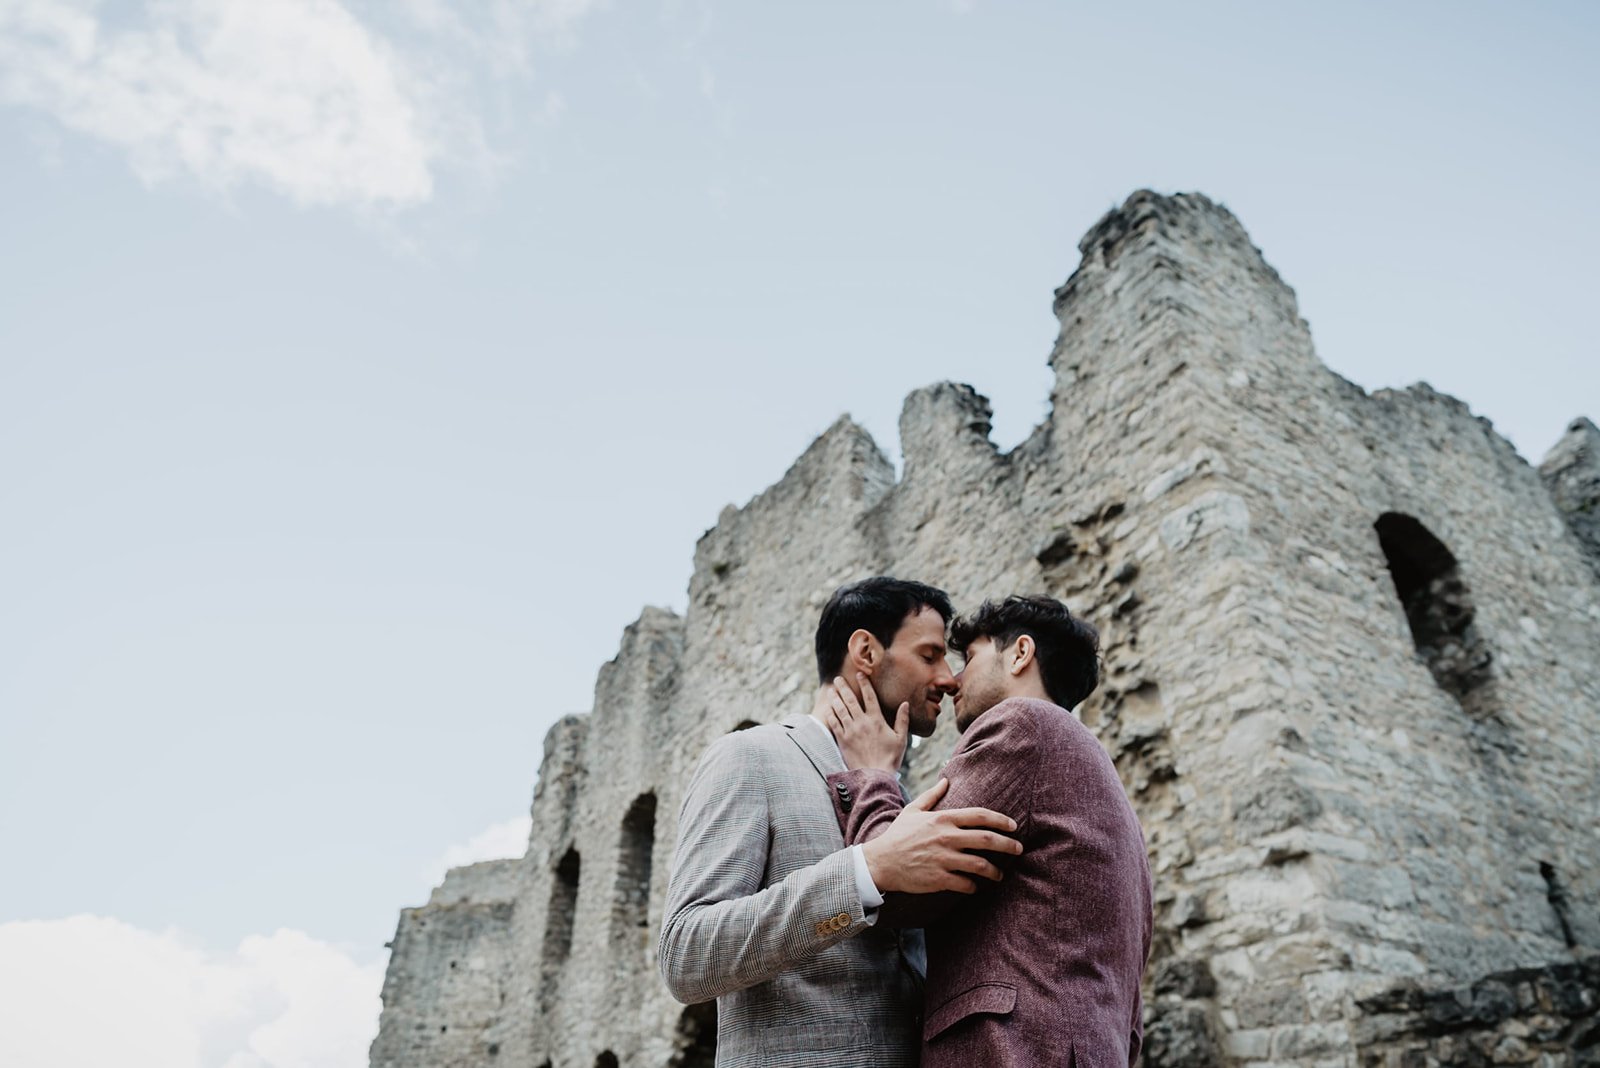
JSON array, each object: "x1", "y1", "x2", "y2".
[{"x1": 370, "y1": 191, "x2": 1599, "y2": 1068}]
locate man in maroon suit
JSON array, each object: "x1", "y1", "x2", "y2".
[{"x1": 822, "y1": 595, "x2": 1153, "y2": 1068}]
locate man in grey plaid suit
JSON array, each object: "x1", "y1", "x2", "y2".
[{"x1": 660, "y1": 578, "x2": 1022, "y2": 1067}]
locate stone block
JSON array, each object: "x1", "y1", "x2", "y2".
[
  {"x1": 1159, "y1": 490, "x2": 1251, "y2": 551},
  {"x1": 1537, "y1": 974, "x2": 1597, "y2": 1018},
  {"x1": 1154, "y1": 956, "x2": 1219, "y2": 999},
  {"x1": 1223, "y1": 1026, "x2": 1273, "y2": 1060},
  {"x1": 1271, "y1": 1022, "x2": 1351, "y2": 1059},
  {"x1": 1144, "y1": 1003, "x2": 1222, "y2": 1068},
  {"x1": 1232, "y1": 768, "x2": 1322, "y2": 840},
  {"x1": 1236, "y1": 982, "x2": 1310, "y2": 1028}
]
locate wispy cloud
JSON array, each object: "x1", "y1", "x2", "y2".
[
  {"x1": 425, "y1": 814, "x2": 532, "y2": 888},
  {"x1": 0, "y1": 0, "x2": 439, "y2": 208},
  {"x1": 0, "y1": 0, "x2": 604, "y2": 211},
  {"x1": 400, "y1": 0, "x2": 603, "y2": 75},
  {"x1": 0, "y1": 916, "x2": 384, "y2": 1068}
]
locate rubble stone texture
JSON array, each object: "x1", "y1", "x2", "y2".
[{"x1": 369, "y1": 191, "x2": 1599, "y2": 1068}]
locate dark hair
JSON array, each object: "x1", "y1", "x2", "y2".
[
  {"x1": 948, "y1": 595, "x2": 1100, "y2": 709},
  {"x1": 815, "y1": 577, "x2": 954, "y2": 683}
]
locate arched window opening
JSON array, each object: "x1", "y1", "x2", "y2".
[
  {"x1": 540, "y1": 847, "x2": 581, "y2": 1005},
  {"x1": 670, "y1": 1002, "x2": 717, "y2": 1068},
  {"x1": 1374, "y1": 513, "x2": 1494, "y2": 713},
  {"x1": 612, "y1": 793, "x2": 657, "y2": 949},
  {"x1": 595, "y1": 1053, "x2": 619, "y2": 1068}
]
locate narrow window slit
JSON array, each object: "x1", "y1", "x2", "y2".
[
  {"x1": 1539, "y1": 861, "x2": 1577, "y2": 948},
  {"x1": 540, "y1": 847, "x2": 581, "y2": 1006}
]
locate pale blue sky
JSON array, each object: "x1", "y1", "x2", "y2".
[{"x1": 1, "y1": 2, "x2": 1596, "y2": 1063}]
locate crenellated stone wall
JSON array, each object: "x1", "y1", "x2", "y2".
[{"x1": 371, "y1": 191, "x2": 1599, "y2": 1068}]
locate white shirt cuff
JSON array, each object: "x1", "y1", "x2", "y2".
[{"x1": 850, "y1": 845, "x2": 884, "y2": 920}]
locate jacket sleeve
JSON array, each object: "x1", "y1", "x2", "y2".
[
  {"x1": 657, "y1": 734, "x2": 869, "y2": 1004},
  {"x1": 826, "y1": 767, "x2": 905, "y2": 844},
  {"x1": 1129, "y1": 988, "x2": 1144, "y2": 1067},
  {"x1": 828, "y1": 703, "x2": 1038, "y2": 928}
]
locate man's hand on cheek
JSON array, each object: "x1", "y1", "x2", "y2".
[{"x1": 824, "y1": 673, "x2": 908, "y2": 772}]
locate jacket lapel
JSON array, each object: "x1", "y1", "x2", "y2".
[{"x1": 781, "y1": 713, "x2": 845, "y2": 781}]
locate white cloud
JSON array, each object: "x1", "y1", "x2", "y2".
[
  {"x1": 0, "y1": 0, "x2": 439, "y2": 208},
  {"x1": 400, "y1": 0, "x2": 603, "y2": 74},
  {"x1": 0, "y1": 916, "x2": 384, "y2": 1068},
  {"x1": 426, "y1": 814, "x2": 531, "y2": 888},
  {"x1": 0, "y1": 817, "x2": 536, "y2": 1068},
  {"x1": 0, "y1": 0, "x2": 604, "y2": 211}
]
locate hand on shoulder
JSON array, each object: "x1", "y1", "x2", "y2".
[{"x1": 861, "y1": 778, "x2": 1023, "y2": 894}]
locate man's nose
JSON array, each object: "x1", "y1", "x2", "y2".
[{"x1": 937, "y1": 666, "x2": 960, "y2": 693}]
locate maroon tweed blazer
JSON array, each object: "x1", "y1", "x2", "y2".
[{"x1": 828, "y1": 696, "x2": 1153, "y2": 1068}]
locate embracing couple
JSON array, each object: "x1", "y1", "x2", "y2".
[{"x1": 658, "y1": 577, "x2": 1154, "y2": 1068}]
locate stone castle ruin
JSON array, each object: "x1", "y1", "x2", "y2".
[{"x1": 370, "y1": 191, "x2": 1600, "y2": 1068}]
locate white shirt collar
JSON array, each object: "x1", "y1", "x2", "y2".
[{"x1": 802, "y1": 712, "x2": 845, "y2": 763}]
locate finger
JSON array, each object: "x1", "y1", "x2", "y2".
[
  {"x1": 827, "y1": 688, "x2": 849, "y2": 718},
  {"x1": 907, "y1": 778, "x2": 950, "y2": 812},
  {"x1": 855, "y1": 673, "x2": 883, "y2": 719},
  {"x1": 832, "y1": 677, "x2": 865, "y2": 722},
  {"x1": 941, "y1": 874, "x2": 978, "y2": 895},
  {"x1": 965, "y1": 830, "x2": 1024, "y2": 855},
  {"x1": 939, "y1": 807, "x2": 1019, "y2": 833},
  {"x1": 940, "y1": 829, "x2": 1022, "y2": 856},
  {"x1": 824, "y1": 704, "x2": 845, "y2": 736},
  {"x1": 951, "y1": 855, "x2": 1004, "y2": 882},
  {"x1": 893, "y1": 701, "x2": 910, "y2": 742}
]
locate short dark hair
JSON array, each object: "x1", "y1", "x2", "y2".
[
  {"x1": 815, "y1": 577, "x2": 954, "y2": 683},
  {"x1": 948, "y1": 595, "x2": 1100, "y2": 709}
]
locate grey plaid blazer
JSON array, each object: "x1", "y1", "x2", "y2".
[{"x1": 659, "y1": 713, "x2": 923, "y2": 1068}]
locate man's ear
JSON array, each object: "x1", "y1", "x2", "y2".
[
  {"x1": 847, "y1": 629, "x2": 882, "y2": 675},
  {"x1": 1009, "y1": 635, "x2": 1036, "y2": 677}
]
